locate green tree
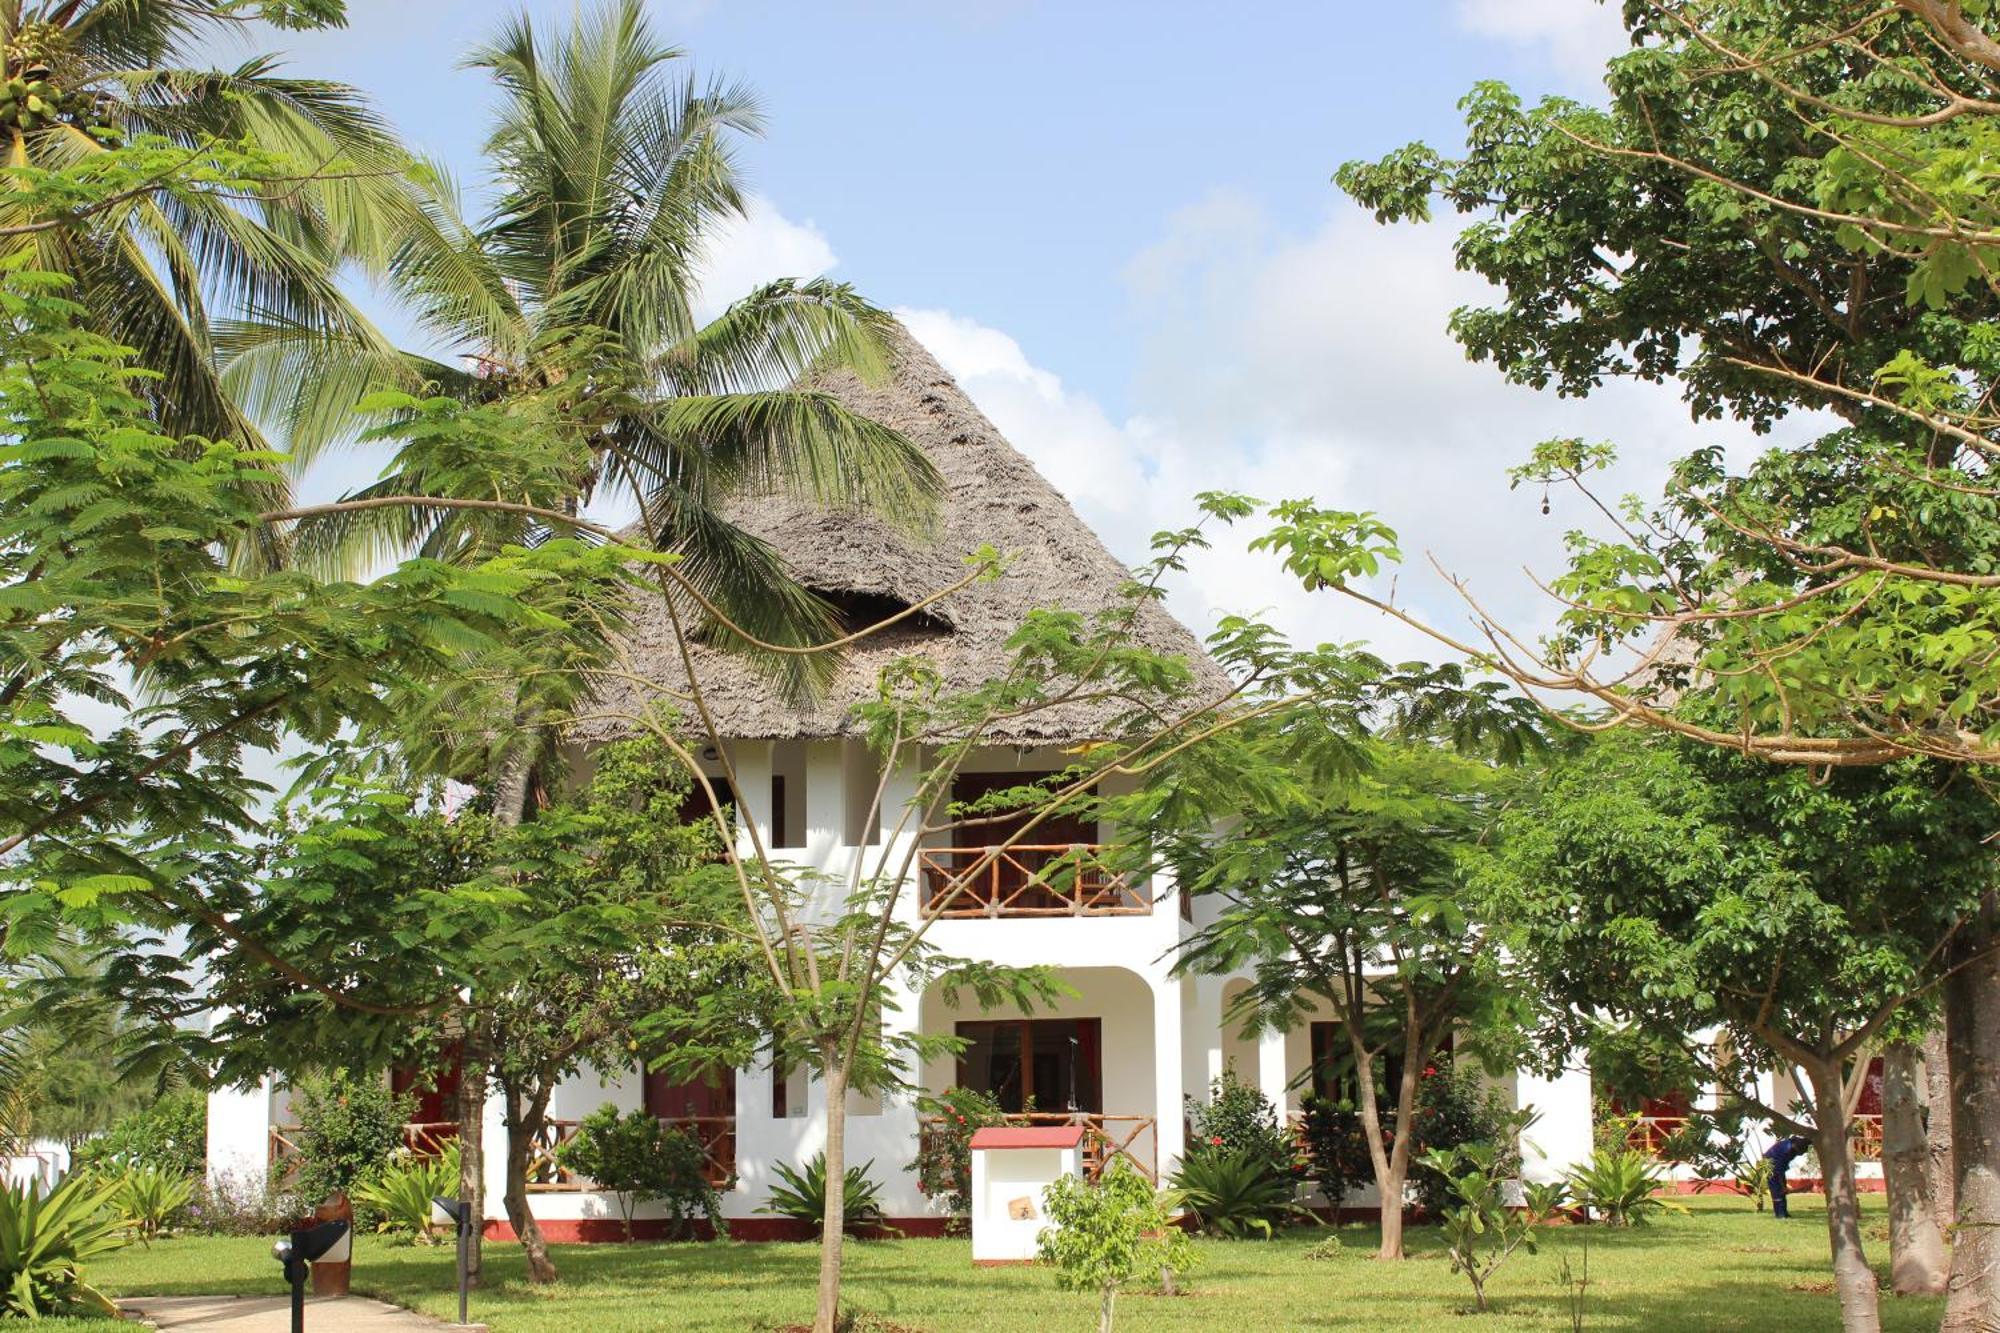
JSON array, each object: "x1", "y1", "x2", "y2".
[
  {"x1": 612, "y1": 494, "x2": 1283, "y2": 1333},
  {"x1": 1484, "y1": 733, "x2": 1995, "y2": 1332},
  {"x1": 93, "y1": 737, "x2": 764, "y2": 1284},
  {"x1": 1037, "y1": 1163, "x2": 1196, "y2": 1333},
  {"x1": 1152, "y1": 657, "x2": 1538, "y2": 1259},
  {"x1": 0, "y1": 238, "x2": 645, "y2": 959},
  {"x1": 0, "y1": 0, "x2": 419, "y2": 457},
  {"x1": 1297, "y1": 6, "x2": 2000, "y2": 1322}
]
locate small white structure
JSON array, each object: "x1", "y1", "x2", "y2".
[{"x1": 969, "y1": 1124, "x2": 1085, "y2": 1265}]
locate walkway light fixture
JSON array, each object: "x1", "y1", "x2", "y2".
[
  {"x1": 270, "y1": 1217, "x2": 349, "y2": 1333},
  {"x1": 431, "y1": 1194, "x2": 475, "y2": 1329}
]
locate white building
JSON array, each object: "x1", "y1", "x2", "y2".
[{"x1": 211, "y1": 326, "x2": 1748, "y2": 1239}]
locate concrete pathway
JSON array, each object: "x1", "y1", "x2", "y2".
[{"x1": 119, "y1": 1295, "x2": 462, "y2": 1331}]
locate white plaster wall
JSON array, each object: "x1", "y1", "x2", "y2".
[{"x1": 206, "y1": 1078, "x2": 277, "y2": 1193}]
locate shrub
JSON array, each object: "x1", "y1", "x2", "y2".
[
  {"x1": 351, "y1": 1146, "x2": 460, "y2": 1243},
  {"x1": 1185, "y1": 1072, "x2": 1299, "y2": 1183},
  {"x1": 1563, "y1": 1147, "x2": 1683, "y2": 1227},
  {"x1": 1170, "y1": 1144, "x2": 1311, "y2": 1239},
  {"x1": 0, "y1": 1175, "x2": 126, "y2": 1317},
  {"x1": 186, "y1": 1171, "x2": 293, "y2": 1237},
  {"x1": 1038, "y1": 1162, "x2": 1197, "y2": 1333},
  {"x1": 1298, "y1": 1097, "x2": 1372, "y2": 1210},
  {"x1": 555, "y1": 1104, "x2": 725, "y2": 1241},
  {"x1": 1408, "y1": 1063, "x2": 1515, "y2": 1216},
  {"x1": 1420, "y1": 1128, "x2": 1541, "y2": 1314},
  {"x1": 287, "y1": 1072, "x2": 411, "y2": 1213},
  {"x1": 909, "y1": 1086, "x2": 1007, "y2": 1219},
  {"x1": 71, "y1": 1090, "x2": 206, "y2": 1178},
  {"x1": 110, "y1": 1166, "x2": 194, "y2": 1244},
  {"x1": 759, "y1": 1154, "x2": 889, "y2": 1236}
]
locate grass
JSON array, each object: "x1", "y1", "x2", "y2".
[{"x1": 84, "y1": 1194, "x2": 1939, "y2": 1332}]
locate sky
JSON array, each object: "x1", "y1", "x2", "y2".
[{"x1": 228, "y1": 0, "x2": 1768, "y2": 668}]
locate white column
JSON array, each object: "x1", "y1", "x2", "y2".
[
  {"x1": 206, "y1": 1077, "x2": 275, "y2": 1192},
  {"x1": 480, "y1": 1077, "x2": 507, "y2": 1223},
  {"x1": 1517, "y1": 1062, "x2": 1593, "y2": 1185},
  {"x1": 1256, "y1": 1026, "x2": 1290, "y2": 1119},
  {"x1": 732, "y1": 741, "x2": 775, "y2": 851},
  {"x1": 1150, "y1": 973, "x2": 1186, "y2": 1179}
]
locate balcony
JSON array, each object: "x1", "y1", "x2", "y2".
[
  {"x1": 523, "y1": 1115, "x2": 735, "y2": 1192},
  {"x1": 917, "y1": 1111, "x2": 1157, "y2": 1182},
  {"x1": 919, "y1": 845, "x2": 1147, "y2": 918}
]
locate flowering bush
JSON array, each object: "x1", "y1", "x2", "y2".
[
  {"x1": 910, "y1": 1086, "x2": 1006, "y2": 1220},
  {"x1": 1184, "y1": 1072, "x2": 1300, "y2": 1184},
  {"x1": 1410, "y1": 1063, "x2": 1514, "y2": 1216}
]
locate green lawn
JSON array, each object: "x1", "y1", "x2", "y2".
[{"x1": 87, "y1": 1195, "x2": 1939, "y2": 1332}]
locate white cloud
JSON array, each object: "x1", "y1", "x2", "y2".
[
  {"x1": 691, "y1": 195, "x2": 840, "y2": 325},
  {"x1": 1455, "y1": 0, "x2": 1629, "y2": 91},
  {"x1": 897, "y1": 193, "x2": 1786, "y2": 672}
]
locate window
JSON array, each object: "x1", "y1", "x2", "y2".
[
  {"x1": 1308, "y1": 1023, "x2": 1452, "y2": 1105},
  {"x1": 955, "y1": 1019, "x2": 1103, "y2": 1114},
  {"x1": 770, "y1": 774, "x2": 806, "y2": 849},
  {"x1": 769, "y1": 1050, "x2": 806, "y2": 1119}
]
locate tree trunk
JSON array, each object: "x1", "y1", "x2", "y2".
[
  {"x1": 1807, "y1": 1060, "x2": 1881, "y2": 1333},
  {"x1": 456, "y1": 1054, "x2": 485, "y2": 1288},
  {"x1": 1377, "y1": 1157, "x2": 1407, "y2": 1261},
  {"x1": 1097, "y1": 1284, "x2": 1116, "y2": 1333},
  {"x1": 502, "y1": 1089, "x2": 558, "y2": 1285},
  {"x1": 1925, "y1": 1027, "x2": 1958, "y2": 1238},
  {"x1": 1350, "y1": 1045, "x2": 1410, "y2": 1260},
  {"x1": 1881, "y1": 1043, "x2": 1947, "y2": 1295},
  {"x1": 813, "y1": 1060, "x2": 849, "y2": 1333},
  {"x1": 1943, "y1": 893, "x2": 2000, "y2": 1332}
]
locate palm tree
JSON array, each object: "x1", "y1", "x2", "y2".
[
  {"x1": 0, "y1": 1, "x2": 417, "y2": 449},
  {"x1": 232, "y1": 0, "x2": 939, "y2": 673},
  {"x1": 233, "y1": 3, "x2": 941, "y2": 1285}
]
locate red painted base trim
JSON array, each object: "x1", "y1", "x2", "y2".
[
  {"x1": 481, "y1": 1216, "x2": 959, "y2": 1244},
  {"x1": 972, "y1": 1258, "x2": 1037, "y2": 1267},
  {"x1": 1662, "y1": 1177, "x2": 1885, "y2": 1196}
]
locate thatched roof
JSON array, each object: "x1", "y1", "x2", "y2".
[{"x1": 576, "y1": 322, "x2": 1231, "y2": 745}]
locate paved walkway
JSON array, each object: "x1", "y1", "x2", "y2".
[{"x1": 119, "y1": 1295, "x2": 463, "y2": 1330}]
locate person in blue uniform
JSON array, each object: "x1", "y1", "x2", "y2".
[{"x1": 1764, "y1": 1134, "x2": 1812, "y2": 1218}]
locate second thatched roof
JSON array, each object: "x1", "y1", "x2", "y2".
[{"x1": 576, "y1": 321, "x2": 1230, "y2": 745}]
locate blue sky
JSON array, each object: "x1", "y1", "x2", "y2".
[
  {"x1": 271, "y1": 2, "x2": 1600, "y2": 415},
  {"x1": 242, "y1": 2, "x2": 1757, "y2": 663}
]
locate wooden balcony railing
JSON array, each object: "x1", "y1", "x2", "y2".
[
  {"x1": 918, "y1": 1111, "x2": 1157, "y2": 1183},
  {"x1": 1850, "y1": 1114, "x2": 1883, "y2": 1162},
  {"x1": 269, "y1": 1120, "x2": 459, "y2": 1187},
  {"x1": 1626, "y1": 1115, "x2": 1689, "y2": 1158},
  {"x1": 919, "y1": 845, "x2": 1147, "y2": 918},
  {"x1": 1624, "y1": 1114, "x2": 1884, "y2": 1164},
  {"x1": 523, "y1": 1115, "x2": 735, "y2": 1193}
]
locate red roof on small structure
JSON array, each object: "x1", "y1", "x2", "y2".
[{"x1": 969, "y1": 1126, "x2": 1086, "y2": 1150}]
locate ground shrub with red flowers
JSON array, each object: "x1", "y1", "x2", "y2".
[{"x1": 909, "y1": 1086, "x2": 1007, "y2": 1222}]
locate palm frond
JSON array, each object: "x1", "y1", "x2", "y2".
[
  {"x1": 632, "y1": 390, "x2": 942, "y2": 536},
  {"x1": 660, "y1": 278, "x2": 895, "y2": 395}
]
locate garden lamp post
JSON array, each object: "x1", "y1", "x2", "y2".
[
  {"x1": 431, "y1": 1194, "x2": 475, "y2": 1328},
  {"x1": 270, "y1": 1217, "x2": 350, "y2": 1333}
]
